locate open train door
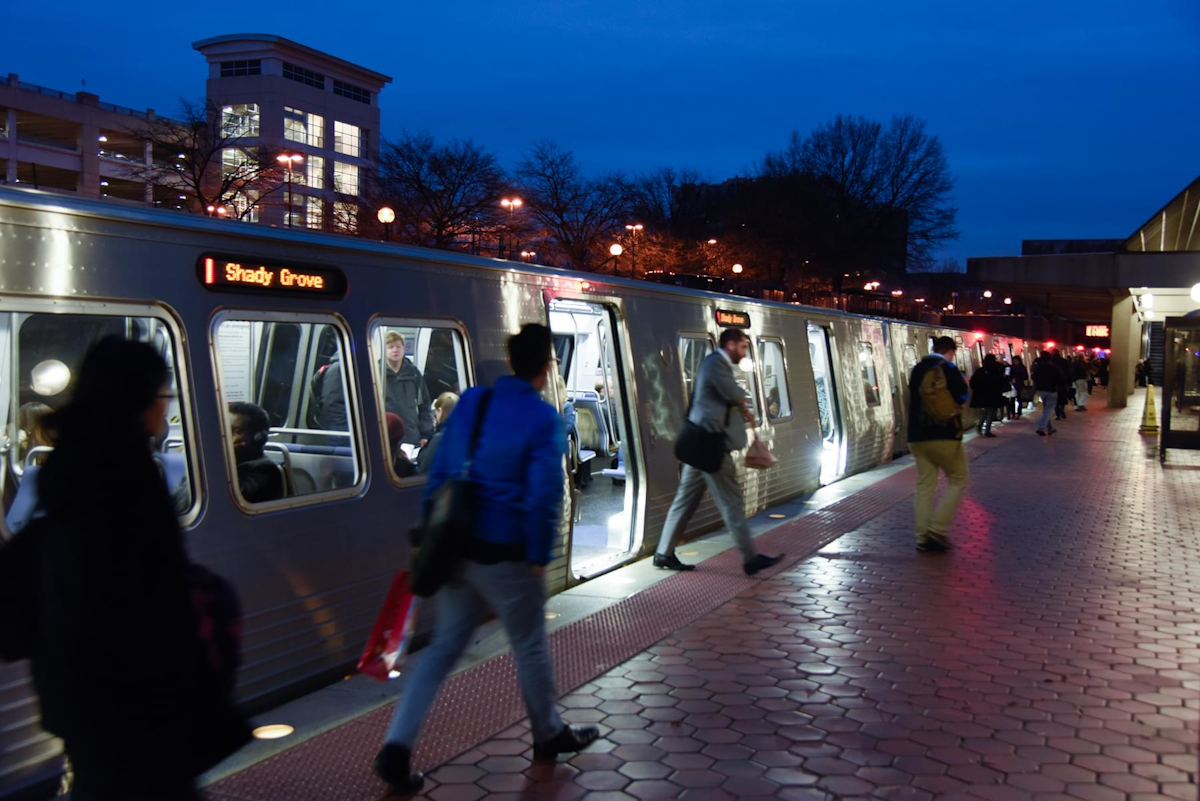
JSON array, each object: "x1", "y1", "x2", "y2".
[
  {"x1": 806, "y1": 323, "x2": 846, "y2": 485},
  {"x1": 547, "y1": 297, "x2": 644, "y2": 579}
]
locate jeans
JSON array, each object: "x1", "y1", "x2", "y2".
[
  {"x1": 658, "y1": 457, "x2": 757, "y2": 562},
  {"x1": 979, "y1": 407, "x2": 995, "y2": 433},
  {"x1": 909, "y1": 439, "x2": 968, "y2": 538},
  {"x1": 385, "y1": 560, "x2": 564, "y2": 747},
  {"x1": 1037, "y1": 391, "x2": 1057, "y2": 430}
]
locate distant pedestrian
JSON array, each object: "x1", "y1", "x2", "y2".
[
  {"x1": 1009, "y1": 355, "x2": 1030, "y2": 418},
  {"x1": 24, "y1": 337, "x2": 249, "y2": 801},
  {"x1": 907, "y1": 336, "x2": 970, "y2": 553},
  {"x1": 1033, "y1": 352, "x2": 1064, "y2": 436},
  {"x1": 1052, "y1": 350, "x2": 1071, "y2": 419},
  {"x1": 970, "y1": 354, "x2": 1005, "y2": 437},
  {"x1": 1099, "y1": 359, "x2": 1109, "y2": 388},
  {"x1": 656, "y1": 328, "x2": 783, "y2": 575},
  {"x1": 1072, "y1": 356, "x2": 1089, "y2": 411},
  {"x1": 373, "y1": 325, "x2": 597, "y2": 795}
]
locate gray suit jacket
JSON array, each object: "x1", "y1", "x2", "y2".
[{"x1": 687, "y1": 351, "x2": 749, "y2": 451}]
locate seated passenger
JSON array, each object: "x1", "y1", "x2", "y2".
[
  {"x1": 416, "y1": 393, "x2": 458, "y2": 476},
  {"x1": 386, "y1": 413, "x2": 418, "y2": 478},
  {"x1": 17, "y1": 402, "x2": 55, "y2": 466},
  {"x1": 229, "y1": 402, "x2": 285, "y2": 503}
]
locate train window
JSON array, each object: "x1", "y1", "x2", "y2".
[
  {"x1": 757, "y1": 339, "x2": 793, "y2": 421},
  {"x1": 857, "y1": 342, "x2": 881, "y2": 407},
  {"x1": 956, "y1": 348, "x2": 971, "y2": 374},
  {"x1": 2, "y1": 308, "x2": 198, "y2": 536},
  {"x1": 678, "y1": 335, "x2": 713, "y2": 398},
  {"x1": 212, "y1": 315, "x2": 364, "y2": 509},
  {"x1": 369, "y1": 321, "x2": 472, "y2": 484},
  {"x1": 903, "y1": 344, "x2": 919, "y2": 370}
]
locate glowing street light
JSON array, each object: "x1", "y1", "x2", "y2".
[
  {"x1": 983, "y1": 290, "x2": 993, "y2": 299},
  {"x1": 732, "y1": 263, "x2": 744, "y2": 275},
  {"x1": 520, "y1": 250, "x2": 536, "y2": 263},
  {"x1": 1003, "y1": 297, "x2": 1013, "y2": 305},
  {"x1": 276, "y1": 153, "x2": 304, "y2": 227},
  {"x1": 625, "y1": 223, "x2": 644, "y2": 274},
  {"x1": 707, "y1": 238, "x2": 717, "y2": 245},
  {"x1": 609, "y1": 243, "x2": 624, "y2": 277},
  {"x1": 500, "y1": 197, "x2": 523, "y2": 258},
  {"x1": 377, "y1": 206, "x2": 396, "y2": 241}
]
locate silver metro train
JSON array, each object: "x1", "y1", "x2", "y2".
[{"x1": 0, "y1": 186, "x2": 1031, "y2": 796}]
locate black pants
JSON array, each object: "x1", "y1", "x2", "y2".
[{"x1": 66, "y1": 743, "x2": 198, "y2": 801}]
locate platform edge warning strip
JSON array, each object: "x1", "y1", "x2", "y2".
[{"x1": 208, "y1": 435, "x2": 1007, "y2": 800}]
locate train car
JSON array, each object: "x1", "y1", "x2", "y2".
[{"x1": 0, "y1": 186, "x2": 1005, "y2": 796}]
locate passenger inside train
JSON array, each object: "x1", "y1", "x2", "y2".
[
  {"x1": 386, "y1": 414, "x2": 419, "y2": 478},
  {"x1": 416, "y1": 392, "x2": 458, "y2": 475},
  {"x1": 230, "y1": 402, "x2": 286, "y2": 504}
]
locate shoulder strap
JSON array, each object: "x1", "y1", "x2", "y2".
[{"x1": 466, "y1": 389, "x2": 493, "y2": 465}]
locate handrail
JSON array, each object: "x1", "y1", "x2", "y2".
[
  {"x1": 161, "y1": 437, "x2": 184, "y2": 454},
  {"x1": 268, "y1": 426, "x2": 350, "y2": 438},
  {"x1": 24, "y1": 445, "x2": 53, "y2": 468}
]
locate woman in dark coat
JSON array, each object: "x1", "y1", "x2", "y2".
[
  {"x1": 31, "y1": 338, "x2": 248, "y2": 800},
  {"x1": 970, "y1": 354, "x2": 1006, "y2": 437},
  {"x1": 1009, "y1": 355, "x2": 1030, "y2": 418}
]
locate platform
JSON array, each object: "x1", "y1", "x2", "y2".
[{"x1": 205, "y1": 390, "x2": 1200, "y2": 801}]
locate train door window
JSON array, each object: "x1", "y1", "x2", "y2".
[
  {"x1": 733, "y1": 344, "x2": 761, "y2": 426},
  {"x1": 757, "y1": 339, "x2": 793, "y2": 421},
  {"x1": 956, "y1": 347, "x2": 971, "y2": 375},
  {"x1": 369, "y1": 321, "x2": 472, "y2": 484},
  {"x1": 212, "y1": 314, "x2": 363, "y2": 509},
  {"x1": 2, "y1": 306, "x2": 198, "y2": 536},
  {"x1": 550, "y1": 298, "x2": 641, "y2": 579},
  {"x1": 903, "y1": 344, "x2": 919, "y2": 370},
  {"x1": 858, "y1": 342, "x2": 881, "y2": 407},
  {"x1": 678, "y1": 335, "x2": 713, "y2": 398},
  {"x1": 807, "y1": 324, "x2": 843, "y2": 485}
]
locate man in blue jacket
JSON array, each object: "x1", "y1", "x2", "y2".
[{"x1": 373, "y1": 324, "x2": 597, "y2": 794}]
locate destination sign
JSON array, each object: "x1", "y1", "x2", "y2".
[
  {"x1": 715, "y1": 309, "x2": 751, "y2": 329},
  {"x1": 198, "y1": 255, "x2": 347, "y2": 299},
  {"x1": 1085, "y1": 325, "x2": 1110, "y2": 337}
]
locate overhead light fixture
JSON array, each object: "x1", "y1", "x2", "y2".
[
  {"x1": 97, "y1": 135, "x2": 108, "y2": 142},
  {"x1": 1191, "y1": 283, "x2": 1200, "y2": 304},
  {"x1": 1140, "y1": 293, "x2": 1154, "y2": 309},
  {"x1": 1145, "y1": 310, "x2": 1156, "y2": 319}
]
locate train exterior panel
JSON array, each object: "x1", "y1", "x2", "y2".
[{"x1": 0, "y1": 187, "x2": 997, "y2": 797}]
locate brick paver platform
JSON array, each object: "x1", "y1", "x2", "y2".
[{"x1": 208, "y1": 396, "x2": 1200, "y2": 801}]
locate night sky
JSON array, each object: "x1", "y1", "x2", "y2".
[{"x1": 7, "y1": 1, "x2": 1198, "y2": 264}]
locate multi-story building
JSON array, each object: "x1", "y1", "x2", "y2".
[
  {"x1": 193, "y1": 34, "x2": 391, "y2": 230},
  {"x1": 0, "y1": 34, "x2": 390, "y2": 231}
]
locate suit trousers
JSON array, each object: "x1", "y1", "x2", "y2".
[
  {"x1": 658, "y1": 457, "x2": 757, "y2": 562},
  {"x1": 909, "y1": 439, "x2": 968, "y2": 539}
]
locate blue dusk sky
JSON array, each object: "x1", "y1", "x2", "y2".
[{"x1": 7, "y1": 0, "x2": 1198, "y2": 263}]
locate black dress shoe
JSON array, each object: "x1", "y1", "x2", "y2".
[
  {"x1": 533, "y1": 725, "x2": 600, "y2": 761},
  {"x1": 744, "y1": 553, "x2": 783, "y2": 576},
  {"x1": 653, "y1": 553, "x2": 695, "y2": 571},
  {"x1": 373, "y1": 744, "x2": 424, "y2": 795}
]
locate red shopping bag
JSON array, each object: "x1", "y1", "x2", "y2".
[{"x1": 357, "y1": 571, "x2": 419, "y2": 681}]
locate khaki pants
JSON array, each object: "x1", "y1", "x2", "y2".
[{"x1": 909, "y1": 439, "x2": 968, "y2": 539}]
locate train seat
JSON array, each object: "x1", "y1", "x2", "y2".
[{"x1": 601, "y1": 446, "x2": 626, "y2": 482}]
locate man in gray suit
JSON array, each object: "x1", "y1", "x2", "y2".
[{"x1": 656, "y1": 328, "x2": 784, "y2": 576}]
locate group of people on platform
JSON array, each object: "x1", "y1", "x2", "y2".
[{"x1": 967, "y1": 349, "x2": 1108, "y2": 437}]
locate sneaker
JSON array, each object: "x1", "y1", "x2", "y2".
[
  {"x1": 1036, "y1": 429, "x2": 1046, "y2": 436},
  {"x1": 533, "y1": 725, "x2": 600, "y2": 761},
  {"x1": 373, "y1": 744, "x2": 424, "y2": 795},
  {"x1": 1048, "y1": 425, "x2": 1057, "y2": 435},
  {"x1": 744, "y1": 553, "x2": 784, "y2": 576},
  {"x1": 916, "y1": 533, "x2": 952, "y2": 553},
  {"x1": 653, "y1": 553, "x2": 695, "y2": 571},
  {"x1": 984, "y1": 432, "x2": 997, "y2": 438}
]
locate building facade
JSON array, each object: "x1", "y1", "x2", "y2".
[{"x1": 0, "y1": 34, "x2": 390, "y2": 231}]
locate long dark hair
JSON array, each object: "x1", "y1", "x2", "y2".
[{"x1": 40, "y1": 337, "x2": 170, "y2": 508}]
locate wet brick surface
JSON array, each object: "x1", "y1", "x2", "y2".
[{"x1": 209, "y1": 396, "x2": 1200, "y2": 800}]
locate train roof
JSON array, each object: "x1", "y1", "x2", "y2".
[{"x1": 0, "y1": 186, "x2": 976, "y2": 334}]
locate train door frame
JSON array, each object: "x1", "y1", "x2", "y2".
[
  {"x1": 805, "y1": 322, "x2": 846, "y2": 485},
  {"x1": 545, "y1": 294, "x2": 646, "y2": 582},
  {"x1": 882, "y1": 322, "x2": 903, "y2": 436}
]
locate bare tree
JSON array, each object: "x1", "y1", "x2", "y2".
[
  {"x1": 911, "y1": 257, "x2": 965, "y2": 274},
  {"x1": 377, "y1": 131, "x2": 505, "y2": 250},
  {"x1": 763, "y1": 114, "x2": 958, "y2": 270},
  {"x1": 516, "y1": 140, "x2": 633, "y2": 271},
  {"x1": 121, "y1": 99, "x2": 284, "y2": 220}
]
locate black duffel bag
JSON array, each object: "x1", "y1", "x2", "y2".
[
  {"x1": 410, "y1": 389, "x2": 493, "y2": 598},
  {"x1": 674, "y1": 402, "x2": 731, "y2": 475}
]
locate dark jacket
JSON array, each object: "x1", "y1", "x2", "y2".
[
  {"x1": 237, "y1": 455, "x2": 285, "y2": 503},
  {"x1": 969, "y1": 364, "x2": 1006, "y2": 409},
  {"x1": 30, "y1": 417, "x2": 248, "y2": 784},
  {"x1": 1009, "y1": 363, "x2": 1029, "y2": 388},
  {"x1": 1052, "y1": 355, "x2": 1071, "y2": 395},
  {"x1": 415, "y1": 426, "x2": 444, "y2": 475},
  {"x1": 1032, "y1": 357, "x2": 1064, "y2": 392},
  {"x1": 907, "y1": 354, "x2": 970, "y2": 442},
  {"x1": 425, "y1": 377, "x2": 564, "y2": 566},
  {"x1": 319, "y1": 358, "x2": 434, "y2": 445},
  {"x1": 1071, "y1": 359, "x2": 1089, "y2": 381}
]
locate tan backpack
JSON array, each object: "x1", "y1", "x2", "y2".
[{"x1": 919, "y1": 364, "x2": 961, "y2": 425}]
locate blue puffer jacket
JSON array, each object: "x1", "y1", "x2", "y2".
[{"x1": 424, "y1": 376, "x2": 565, "y2": 566}]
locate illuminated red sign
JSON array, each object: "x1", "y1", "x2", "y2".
[
  {"x1": 198, "y1": 255, "x2": 347, "y2": 298},
  {"x1": 1085, "y1": 325, "x2": 1110, "y2": 337},
  {"x1": 715, "y1": 309, "x2": 751, "y2": 329}
]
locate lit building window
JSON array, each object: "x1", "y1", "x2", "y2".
[
  {"x1": 283, "y1": 62, "x2": 325, "y2": 89},
  {"x1": 306, "y1": 197, "x2": 324, "y2": 230},
  {"x1": 333, "y1": 201, "x2": 358, "y2": 233},
  {"x1": 222, "y1": 147, "x2": 254, "y2": 179},
  {"x1": 333, "y1": 80, "x2": 371, "y2": 105},
  {"x1": 286, "y1": 193, "x2": 306, "y2": 228},
  {"x1": 334, "y1": 162, "x2": 359, "y2": 196},
  {"x1": 284, "y1": 107, "x2": 324, "y2": 148},
  {"x1": 220, "y1": 60, "x2": 261, "y2": 77},
  {"x1": 334, "y1": 121, "x2": 362, "y2": 157},
  {"x1": 222, "y1": 103, "x2": 260, "y2": 138},
  {"x1": 306, "y1": 155, "x2": 325, "y2": 189},
  {"x1": 230, "y1": 190, "x2": 259, "y2": 223}
]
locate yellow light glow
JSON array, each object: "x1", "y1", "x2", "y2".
[{"x1": 252, "y1": 724, "x2": 295, "y2": 740}]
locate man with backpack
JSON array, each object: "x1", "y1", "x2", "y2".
[{"x1": 908, "y1": 336, "x2": 970, "y2": 553}]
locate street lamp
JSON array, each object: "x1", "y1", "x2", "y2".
[
  {"x1": 377, "y1": 206, "x2": 395, "y2": 241},
  {"x1": 276, "y1": 153, "x2": 303, "y2": 227},
  {"x1": 520, "y1": 250, "x2": 536, "y2": 263},
  {"x1": 983, "y1": 290, "x2": 993, "y2": 299},
  {"x1": 609, "y1": 243, "x2": 623, "y2": 276},
  {"x1": 625, "y1": 223, "x2": 644, "y2": 275},
  {"x1": 500, "y1": 197, "x2": 523, "y2": 258},
  {"x1": 732, "y1": 263, "x2": 744, "y2": 274}
]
